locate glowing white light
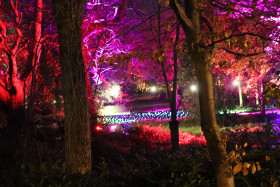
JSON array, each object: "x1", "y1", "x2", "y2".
[
  {"x1": 190, "y1": 85, "x2": 197, "y2": 92},
  {"x1": 110, "y1": 85, "x2": 120, "y2": 98},
  {"x1": 98, "y1": 105, "x2": 130, "y2": 116},
  {"x1": 150, "y1": 86, "x2": 157, "y2": 93},
  {"x1": 53, "y1": 100, "x2": 57, "y2": 104},
  {"x1": 110, "y1": 125, "x2": 118, "y2": 132},
  {"x1": 233, "y1": 80, "x2": 240, "y2": 86}
]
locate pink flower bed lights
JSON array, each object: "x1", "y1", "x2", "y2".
[{"x1": 138, "y1": 125, "x2": 206, "y2": 146}]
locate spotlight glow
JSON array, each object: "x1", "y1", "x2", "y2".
[
  {"x1": 150, "y1": 86, "x2": 157, "y2": 93},
  {"x1": 233, "y1": 80, "x2": 240, "y2": 86},
  {"x1": 190, "y1": 85, "x2": 197, "y2": 92},
  {"x1": 110, "y1": 85, "x2": 120, "y2": 98}
]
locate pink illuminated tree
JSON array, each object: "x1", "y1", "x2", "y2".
[
  {"x1": 130, "y1": 2, "x2": 186, "y2": 149},
  {"x1": 82, "y1": 0, "x2": 142, "y2": 111},
  {"x1": 82, "y1": 0, "x2": 128, "y2": 85},
  {"x1": 0, "y1": 0, "x2": 25, "y2": 108},
  {"x1": 212, "y1": 13, "x2": 280, "y2": 113},
  {"x1": 0, "y1": 0, "x2": 44, "y2": 125}
]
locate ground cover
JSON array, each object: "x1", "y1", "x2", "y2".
[{"x1": 0, "y1": 118, "x2": 279, "y2": 186}]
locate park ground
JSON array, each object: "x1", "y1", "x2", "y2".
[{"x1": 0, "y1": 111, "x2": 280, "y2": 186}]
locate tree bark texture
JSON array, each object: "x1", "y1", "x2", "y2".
[
  {"x1": 52, "y1": 0, "x2": 92, "y2": 174},
  {"x1": 195, "y1": 55, "x2": 235, "y2": 187},
  {"x1": 170, "y1": 0, "x2": 235, "y2": 186}
]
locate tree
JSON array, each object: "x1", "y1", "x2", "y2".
[
  {"x1": 168, "y1": 0, "x2": 279, "y2": 186},
  {"x1": 212, "y1": 39, "x2": 276, "y2": 109},
  {"x1": 153, "y1": 4, "x2": 182, "y2": 150},
  {"x1": 0, "y1": 0, "x2": 25, "y2": 112},
  {"x1": 0, "y1": 0, "x2": 44, "y2": 126},
  {"x1": 117, "y1": 1, "x2": 183, "y2": 149},
  {"x1": 52, "y1": 0, "x2": 91, "y2": 174},
  {"x1": 164, "y1": 24, "x2": 181, "y2": 149},
  {"x1": 82, "y1": 0, "x2": 142, "y2": 114}
]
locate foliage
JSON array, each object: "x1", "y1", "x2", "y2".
[
  {"x1": 263, "y1": 81, "x2": 280, "y2": 109},
  {"x1": 1, "y1": 120, "x2": 280, "y2": 186},
  {"x1": 10, "y1": 162, "x2": 94, "y2": 187},
  {"x1": 225, "y1": 123, "x2": 280, "y2": 151},
  {"x1": 91, "y1": 123, "x2": 280, "y2": 186},
  {"x1": 138, "y1": 119, "x2": 202, "y2": 134},
  {"x1": 134, "y1": 124, "x2": 206, "y2": 146},
  {"x1": 221, "y1": 123, "x2": 280, "y2": 186},
  {"x1": 91, "y1": 126, "x2": 214, "y2": 187}
]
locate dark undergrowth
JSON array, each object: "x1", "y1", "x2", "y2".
[{"x1": 0, "y1": 119, "x2": 279, "y2": 187}]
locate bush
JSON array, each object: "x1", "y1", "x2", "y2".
[
  {"x1": 7, "y1": 162, "x2": 94, "y2": 187},
  {"x1": 1, "y1": 121, "x2": 280, "y2": 186}
]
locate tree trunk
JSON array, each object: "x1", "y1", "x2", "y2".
[
  {"x1": 158, "y1": 2, "x2": 180, "y2": 149},
  {"x1": 169, "y1": 24, "x2": 180, "y2": 150},
  {"x1": 26, "y1": 0, "x2": 43, "y2": 124},
  {"x1": 194, "y1": 58, "x2": 235, "y2": 187},
  {"x1": 170, "y1": 0, "x2": 235, "y2": 186},
  {"x1": 260, "y1": 82, "x2": 266, "y2": 123},
  {"x1": 52, "y1": 0, "x2": 92, "y2": 174}
]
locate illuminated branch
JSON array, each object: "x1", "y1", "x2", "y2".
[
  {"x1": 170, "y1": 0, "x2": 197, "y2": 40},
  {"x1": 201, "y1": 15, "x2": 213, "y2": 33},
  {"x1": 218, "y1": 46, "x2": 266, "y2": 57},
  {"x1": 209, "y1": 32, "x2": 271, "y2": 47},
  {"x1": 0, "y1": 79, "x2": 6, "y2": 89},
  {"x1": 9, "y1": 0, "x2": 22, "y2": 55},
  {"x1": 25, "y1": 0, "x2": 42, "y2": 87},
  {"x1": 200, "y1": 15, "x2": 215, "y2": 48},
  {"x1": 84, "y1": 0, "x2": 131, "y2": 85},
  {"x1": 0, "y1": 20, "x2": 13, "y2": 54}
]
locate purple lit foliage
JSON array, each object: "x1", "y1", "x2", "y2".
[
  {"x1": 83, "y1": 0, "x2": 134, "y2": 85},
  {"x1": 212, "y1": 0, "x2": 279, "y2": 18},
  {"x1": 83, "y1": 0, "x2": 172, "y2": 111}
]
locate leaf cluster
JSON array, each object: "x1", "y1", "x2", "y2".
[{"x1": 263, "y1": 81, "x2": 280, "y2": 109}]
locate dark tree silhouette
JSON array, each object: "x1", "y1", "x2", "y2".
[{"x1": 52, "y1": 0, "x2": 92, "y2": 174}]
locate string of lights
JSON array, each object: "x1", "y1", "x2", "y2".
[{"x1": 98, "y1": 110, "x2": 189, "y2": 124}]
